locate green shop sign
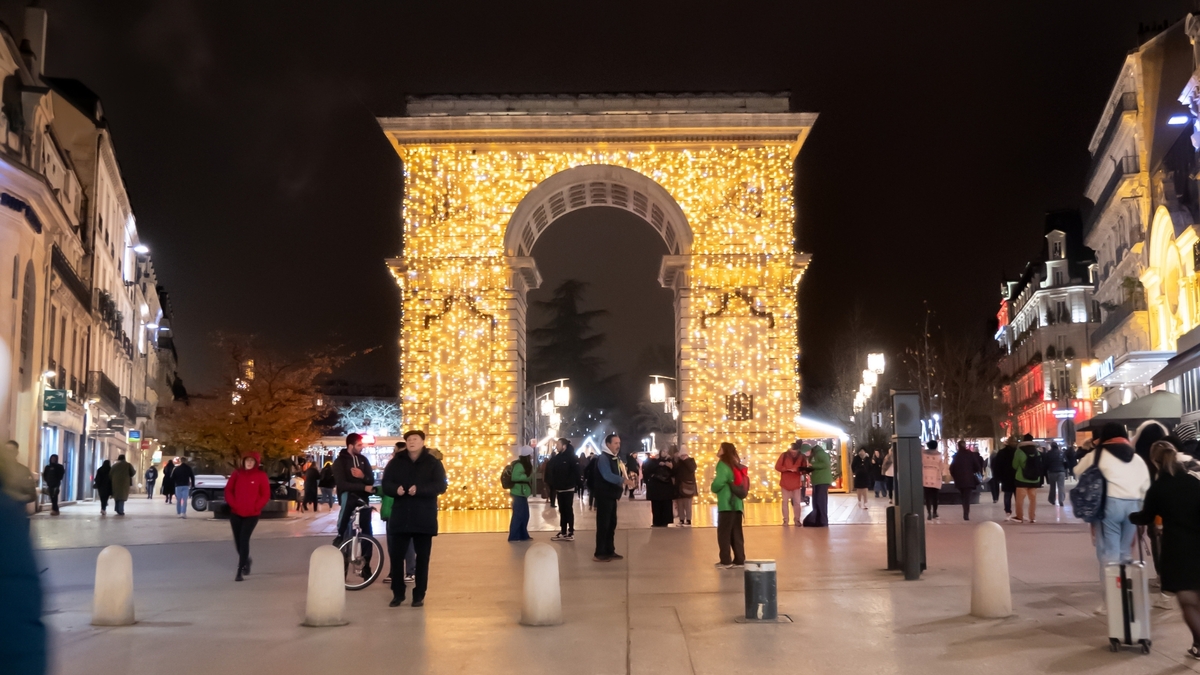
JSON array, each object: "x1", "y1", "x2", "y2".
[{"x1": 43, "y1": 389, "x2": 67, "y2": 412}]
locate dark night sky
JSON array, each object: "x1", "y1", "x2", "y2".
[{"x1": 0, "y1": 0, "x2": 1193, "y2": 405}]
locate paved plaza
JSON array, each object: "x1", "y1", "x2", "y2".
[{"x1": 30, "y1": 490, "x2": 1200, "y2": 675}]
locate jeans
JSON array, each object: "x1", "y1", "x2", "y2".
[
  {"x1": 145, "y1": 481, "x2": 155, "y2": 499},
  {"x1": 595, "y1": 496, "x2": 618, "y2": 557},
  {"x1": 1014, "y1": 486, "x2": 1037, "y2": 521},
  {"x1": 319, "y1": 487, "x2": 335, "y2": 507},
  {"x1": 781, "y1": 487, "x2": 804, "y2": 524},
  {"x1": 717, "y1": 510, "x2": 745, "y2": 565},
  {"x1": 809, "y1": 484, "x2": 829, "y2": 526},
  {"x1": 230, "y1": 514, "x2": 259, "y2": 569},
  {"x1": 175, "y1": 487, "x2": 189, "y2": 515},
  {"x1": 873, "y1": 480, "x2": 887, "y2": 498},
  {"x1": 508, "y1": 495, "x2": 530, "y2": 541},
  {"x1": 389, "y1": 532, "x2": 432, "y2": 601},
  {"x1": 1096, "y1": 497, "x2": 1141, "y2": 579},
  {"x1": 1046, "y1": 471, "x2": 1066, "y2": 506},
  {"x1": 114, "y1": 499, "x2": 126, "y2": 516},
  {"x1": 557, "y1": 490, "x2": 575, "y2": 534},
  {"x1": 990, "y1": 476, "x2": 1000, "y2": 503}
]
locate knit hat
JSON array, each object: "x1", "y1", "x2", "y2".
[{"x1": 1099, "y1": 422, "x2": 1129, "y2": 443}]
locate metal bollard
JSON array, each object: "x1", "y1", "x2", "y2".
[
  {"x1": 743, "y1": 560, "x2": 777, "y2": 621},
  {"x1": 886, "y1": 505, "x2": 899, "y2": 571},
  {"x1": 902, "y1": 512, "x2": 922, "y2": 580}
]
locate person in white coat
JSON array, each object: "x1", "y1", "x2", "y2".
[{"x1": 921, "y1": 440, "x2": 945, "y2": 521}]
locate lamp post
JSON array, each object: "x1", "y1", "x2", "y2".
[{"x1": 647, "y1": 375, "x2": 681, "y2": 453}]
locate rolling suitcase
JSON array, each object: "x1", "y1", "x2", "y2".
[{"x1": 1105, "y1": 541, "x2": 1151, "y2": 654}]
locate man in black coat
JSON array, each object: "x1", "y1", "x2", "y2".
[
  {"x1": 547, "y1": 439, "x2": 581, "y2": 541},
  {"x1": 332, "y1": 433, "x2": 375, "y2": 557},
  {"x1": 992, "y1": 436, "x2": 1018, "y2": 517},
  {"x1": 42, "y1": 455, "x2": 65, "y2": 515},
  {"x1": 382, "y1": 429, "x2": 447, "y2": 608}
]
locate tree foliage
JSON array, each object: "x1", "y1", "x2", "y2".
[
  {"x1": 334, "y1": 399, "x2": 402, "y2": 437},
  {"x1": 901, "y1": 305, "x2": 1000, "y2": 438},
  {"x1": 529, "y1": 279, "x2": 614, "y2": 409},
  {"x1": 162, "y1": 338, "x2": 344, "y2": 471}
]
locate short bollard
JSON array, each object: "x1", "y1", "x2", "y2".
[
  {"x1": 738, "y1": 560, "x2": 778, "y2": 622},
  {"x1": 92, "y1": 545, "x2": 135, "y2": 626},
  {"x1": 971, "y1": 522, "x2": 1012, "y2": 618},
  {"x1": 520, "y1": 543, "x2": 562, "y2": 626},
  {"x1": 303, "y1": 546, "x2": 348, "y2": 627},
  {"x1": 902, "y1": 512, "x2": 922, "y2": 580}
]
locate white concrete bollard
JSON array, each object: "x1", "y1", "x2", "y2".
[
  {"x1": 971, "y1": 521, "x2": 1013, "y2": 618},
  {"x1": 303, "y1": 546, "x2": 348, "y2": 627},
  {"x1": 91, "y1": 545, "x2": 135, "y2": 626},
  {"x1": 520, "y1": 542, "x2": 562, "y2": 626}
]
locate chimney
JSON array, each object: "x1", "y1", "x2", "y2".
[{"x1": 23, "y1": 5, "x2": 46, "y2": 78}]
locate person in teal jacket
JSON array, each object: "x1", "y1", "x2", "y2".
[
  {"x1": 805, "y1": 443, "x2": 832, "y2": 527},
  {"x1": 508, "y1": 447, "x2": 534, "y2": 542},
  {"x1": 711, "y1": 442, "x2": 747, "y2": 567}
]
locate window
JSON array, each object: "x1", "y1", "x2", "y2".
[
  {"x1": 1056, "y1": 369, "x2": 1070, "y2": 399},
  {"x1": 1054, "y1": 271, "x2": 1064, "y2": 286},
  {"x1": 1092, "y1": 300, "x2": 1101, "y2": 322},
  {"x1": 1053, "y1": 242, "x2": 1062, "y2": 259},
  {"x1": 1056, "y1": 335, "x2": 1066, "y2": 354}
]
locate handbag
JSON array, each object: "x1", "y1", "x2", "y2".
[
  {"x1": 679, "y1": 479, "x2": 697, "y2": 497},
  {"x1": 380, "y1": 493, "x2": 394, "y2": 520}
]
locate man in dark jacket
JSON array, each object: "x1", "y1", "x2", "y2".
[
  {"x1": 170, "y1": 458, "x2": 195, "y2": 518},
  {"x1": 332, "y1": 433, "x2": 375, "y2": 555},
  {"x1": 0, "y1": 477, "x2": 45, "y2": 675},
  {"x1": 144, "y1": 464, "x2": 158, "y2": 500},
  {"x1": 547, "y1": 439, "x2": 581, "y2": 541},
  {"x1": 948, "y1": 441, "x2": 983, "y2": 521},
  {"x1": 594, "y1": 434, "x2": 626, "y2": 562},
  {"x1": 382, "y1": 429, "x2": 447, "y2": 608},
  {"x1": 42, "y1": 455, "x2": 65, "y2": 515},
  {"x1": 992, "y1": 436, "x2": 1018, "y2": 517},
  {"x1": 1044, "y1": 441, "x2": 1067, "y2": 507}
]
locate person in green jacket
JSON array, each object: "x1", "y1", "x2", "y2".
[
  {"x1": 711, "y1": 442, "x2": 747, "y2": 568},
  {"x1": 805, "y1": 443, "x2": 832, "y2": 527},
  {"x1": 508, "y1": 446, "x2": 533, "y2": 542},
  {"x1": 108, "y1": 454, "x2": 135, "y2": 516}
]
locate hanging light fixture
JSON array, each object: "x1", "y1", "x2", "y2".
[
  {"x1": 553, "y1": 382, "x2": 571, "y2": 408},
  {"x1": 649, "y1": 379, "x2": 667, "y2": 404},
  {"x1": 539, "y1": 397, "x2": 554, "y2": 416},
  {"x1": 868, "y1": 353, "x2": 885, "y2": 375},
  {"x1": 863, "y1": 370, "x2": 878, "y2": 387}
]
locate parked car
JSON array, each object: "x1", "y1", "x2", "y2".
[{"x1": 191, "y1": 473, "x2": 292, "y2": 512}]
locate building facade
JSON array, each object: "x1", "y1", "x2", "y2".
[
  {"x1": 997, "y1": 212, "x2": 1099, "y2": 441},
  {"x1": 0, "y1": 7, "x2": 182, "y2": 501}
]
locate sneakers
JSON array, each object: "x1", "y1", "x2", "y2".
[
  {"x1": 730, "y1": 563, "x2": 745, "y2": 568},
  {"x1": 715, "y1": 562, "x2": 734, "y2": 569},
  {"x1": 404, "y1": 575, "x2": 415, "y2": 583},
  {"x1": 1187, "y1": 645, "x2": 1200, "y2": 660},
  {"x1": 1028, "y1": 519, "x2": 1036, "y2": 524},
  {"x1": 1004, "y1": 515, "x2": 1017, "y2": 522},
  {"x1": 563, "y1": 533, "x2": 574, "y2": 541},
  {"x1": 551, "y1": 533, "x2": 568, "y2": 541},
  {"x1": 593, "y1": 555, "x2": 611, "y2": 562}
]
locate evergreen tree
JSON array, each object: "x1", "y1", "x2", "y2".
[{"x1": 529, "y1": 280, "x2": 613, "y2": 413}]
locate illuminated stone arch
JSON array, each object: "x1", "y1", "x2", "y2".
[
  {"x1": 1143, "y1": 205, "x2": 1199, "y2": 351},
  {"x1": 381, "y1": 94, "x2": 817, "y2": 508}
]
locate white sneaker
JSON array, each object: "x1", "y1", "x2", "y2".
[{"x1": 1004, "y1": 515, "x2": 1017, "y2": 522}]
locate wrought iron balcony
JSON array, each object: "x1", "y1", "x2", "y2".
[
  {"x1": 87, "y1": 371, "x2": 121, "y2": 412},
  {"x1": 1085, "y1": 154, "x2": 1140, "y2": 235}
]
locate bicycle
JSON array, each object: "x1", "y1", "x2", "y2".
[{"x1": 337, "y1": 501, "x2": 384, "y2": 590}]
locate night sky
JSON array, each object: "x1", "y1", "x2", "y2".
[{"x1": 0, "y1": 0, "x2": 1193, "y2": 409}]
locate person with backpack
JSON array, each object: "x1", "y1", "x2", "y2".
[
  {"x1": 506, "y1": 445, "x2": 534, "y2": 542},
  {"x1": 711, "y1": 442, "x2": 748, "y2": 568},
  {"x1": 644, "y1": 450, "x2": 675, "y2": 527},
  {"x1": 672, "y1": 446, "x2": 697, "y2": 526},
  {"x1": 1074, "y1": 423, "x2": 1151, "y2": 605},
  {"x1": 805, "y1": 443, "x2": 832, "y2": 527},
  {"x1": 547, "y1": 438, "x2": 581, "y2": 541},
  {"x1": 1012, "y1": 434, "x2": 1044, "y2": 523}
]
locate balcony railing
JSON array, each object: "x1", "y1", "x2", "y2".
[
  {"x1": 1091, "y1": 297, "x2": 1147, "y2": 348},
  {"x1": 1085, "y1": 154, "x2": 1141, "y2": 235},
  {"x1": 51, "y1": 245, "x2": 91, "y2": 311},
  {"x1": 87, "y1": 371, "x2": 121, "y2": 412},
  {"x1": 1086, "y1": 92, "x2": 1138, "y2": 181}
]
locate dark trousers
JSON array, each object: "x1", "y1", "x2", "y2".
[
  {"x1": 145, "y1": 481, "x2": 155, "y2": 499},
  {"x1": 1046, "y1": 471, "x2": 1066, "y2": 506},
  {"x1": 229, "y1": 514, "x2": 259, "y2": 569},
  {"x1": 810, "y1": 484, "x2": 829, "y2": 526},
  {"x1": 990, "y1": 476, "x2": 1000, "y2": 502},
  {"x1": 46, "y1": 486, "x2": 60, "y2": 512},
  {"x1": 958, "y1": 487, "x2": 973, "y2": 519},
  {"x1": 1002, "y1": 484, "x2": 1014, "y2": 514},
  {"x1": 885, "y1": 476, "x2": 894, "y2": 500},
  {"x1": 548, "y1": 490, "x2": 557, "y2": 507},
  {"x1": 389, "y1": 532, "x2": 432, "y2": 601},
  {"x1": 650, "y1": 499, "x2": 673, "y2": 527},
  {"x1": 114, "y1": 499, "x2": 126, "y2": 515},
  {"x1": 557, "y1": 490, "x2": 575, "y2": 534},
  {"x1": 98, "y1": 491, "x2": 110, "y2": 511},
  {"x1": 337, "y1": 493, "x2": 374, "y2": 563},
  {"x1": 595, "y1": 496, "x2": 618, "y2": 557},
  {"x1": 717, "y1": 510, "x2": 745, "y2": 565},
  {"x1": 923, "y1": 486, "x2": 940, "y2": 517}
]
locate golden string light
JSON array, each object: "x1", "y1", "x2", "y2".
[{"x1": 392, "y1": 143, "x2": 805, "y2": 508}]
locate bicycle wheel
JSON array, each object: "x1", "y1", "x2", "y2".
[{"x1": 339, "y1": 536, "x2": 384, "y2": 590}]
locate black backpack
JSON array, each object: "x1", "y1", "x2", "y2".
[{"x1": 1022, "y1": 450, "x2": 1044, "y2": 480}]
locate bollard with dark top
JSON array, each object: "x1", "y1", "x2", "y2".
[
  {"x1": 743, "y1": 560, "x2": 777, "y2": 621},
  {"x1": 886, "y1": 505, "x2": 899, "y2": 571}
]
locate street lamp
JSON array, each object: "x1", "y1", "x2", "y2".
[
  {"x1": 649, "y1": 379, "x2": 667, "y2": 404},
  {"x1": 553, "y1": 381, "x2": 571, "y2": 408},
  {"x1": 862, "y1": 370, "x2": 878, "y2": 387},
  {"x1": 539, "y1": 396, "x2": 554, "y2": 416},
  {"x1": 867, "y1": 353, "x2": 885, "y2": 375}
]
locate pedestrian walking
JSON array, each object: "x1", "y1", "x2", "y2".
[
  {"x1": 803, "y1": 443, "x2": 832, "y2": 527},
  {"x1": 993, "y1": 436, "x2": 1018, "y2": 515},
  {"x1": 94, "y1": 460, "x2": 112, "y2": 515},
  {"x1": 171, "y1": 457, "x2": 195, "y2": 518},
  {"x1": 673, "y1": 446, "x2": 697, "y2": 526},
  {"x1": 592, "y1": 434, "x2": 626, "y2": 562},
  {"x1": 883, "y1": 445, "x2": 895, "y2": 501},
  {"x1": 547, "y1": 438, "x2": 580, "y2": 541},
  {"x1": 871, "y1": 449, "x2": 887, "y2": 498},
  {"x1": 225, "y1": 451, "x2": 270, "y2": 581},
  {"x1": 303, "y1": 460, "x2": 320, "y2": 512},
  {"x1": 382, "y1": 430, "x2": 448, "y2": 608},
  {"x1": 583, "y1": 452, "x2": 599, "y2": 510},
  {"x1": 852, "y1": 448, "x2": 871, "y2": 509},
  {"x1": 1012, "y1": 434, "x2": 1043, "y2": 523},
  {"x1": 42, "y1": 454, "x2": 64, "y2": 515},
  {"x1": 109, "y1": 454, "x2": 134, "y2": 516},
  {"x1": 318, "y1": 461, "x2": 336, "y2": 508},
  {"x1": 161, "y1": 460, "x2": 175, "y2": 504},
  {"x1": 507, "y1": 445, "x2": 534, "y2": 542},
  {"x1": 1131, "y1": 440, "x2": 1200, "y2": 658},
  {"x1": 1134, "y1": 421, "x2": 1170, "y2": 577},
  {"x1": 922, "y1": 440, "x2": 944, "y2": 521},
  {"x1": 644, "y1": 450, "x2": 675, "y2": 527},
  {"x1": 712, "y1": 442, "x2": 747, "y2": 568},
  {"x1": 1044, "y1": 441, "x2": 1067, "y2": 507},
  {"x1": 144, "y1": 464, "x2": 158, "y2": 500},
  {"x1": 775, "y1": 441, "x2": 808, "y2": 526},
  {"x1": 949, "y1": 440, "x2": 983, "y2": 520},
  {"x1": 1065, "y1": 443, "x2": 1078, "y2": 480}
]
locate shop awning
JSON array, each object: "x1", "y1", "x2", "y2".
[
  {"x1": 1153, "y1": 341, "x2": 1200, "y2": 386},
  {"x1": 1078, "y1": 390, "x2": 1182, "y2": 431},
  {"x1": 1091, "y1": 351, "x2": 1175, "y2": 388}
]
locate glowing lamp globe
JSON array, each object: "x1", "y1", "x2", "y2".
[
  {"x1": 553, "y1": 385, "x2": 571, "y2": 408},
  {"x1": 868, "y1": 353, "x2": 885, "y2": 375},
  {"x1": 539, "y1": 398, "x2": 554, "y2": 416},
  {"x1": 649, "y1": 381, "x2": 667, "y2": 404}
]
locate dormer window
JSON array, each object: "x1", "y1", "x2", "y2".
[
  {"x1": 1054, "y1": 271, "x2": 1064, "y2": 286},
  {"x1": 1053, "y1": 241, "x2": 1062, "y2": 259}
]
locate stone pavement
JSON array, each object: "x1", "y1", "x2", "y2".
[{"x1": 30, "y1": 486, "x2": 1200, "y2": 675}]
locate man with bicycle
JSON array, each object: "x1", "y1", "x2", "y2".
[{"x1": 333, "y1": 433, "x2": 376, "y2": 578}]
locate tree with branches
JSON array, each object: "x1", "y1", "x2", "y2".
[{"x1": 334, "y1": 399, "x2": 402, "y2": 437}]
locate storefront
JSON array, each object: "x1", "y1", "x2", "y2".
[{"x1": 795, "y1": 416, "x2": 849, "y2": 493}]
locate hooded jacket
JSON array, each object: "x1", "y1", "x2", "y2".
[
  {"x1": 992, "y1": 443, "x2": 1017, "y2": 484},
  {"x1": 1075, "y1": 439, "x2": 1151, "y2": 501},
  {"x1": 225, "y1": 452, "x2": 271, "y2": 517},
  {"x1": 1013, "y1": 441, "x2": 1043, "y2": 487}
]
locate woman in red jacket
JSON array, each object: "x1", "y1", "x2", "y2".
[{"x1": 225, "y1": 452, "x2": 271, "y2": 581}]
